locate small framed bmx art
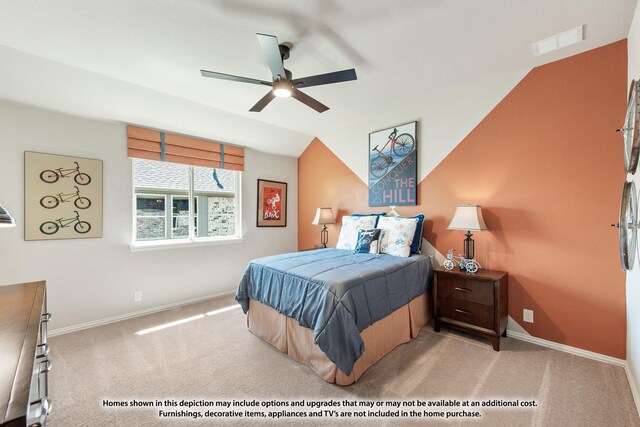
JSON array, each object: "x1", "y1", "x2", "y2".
[{"x1": 257, "y1": 179, "x2": 287, "y2": 227}]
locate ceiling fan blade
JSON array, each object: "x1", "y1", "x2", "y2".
[
  {"x1": 256, "y1": 33, "x2": 287, "y2": 80},
  {"x1": 249, "y1": 91, "x2": 277, "y2": 112},
  {"x1": 291, "y1": 88, "x2": 329, "y2": 113},
  {"x1": 291, "y1": 69, "x2": 357, "y2": 88},
  {"x1": 201, "y1": 69, "x2": 271, "y2": 86}
]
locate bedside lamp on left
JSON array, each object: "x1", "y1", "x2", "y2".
[
  {"x1": 0, "y1": 204, "x2": 15, "y2": 227},
  {"x1": 312, "y1": 207, "x2": 335, "y2": 248}
]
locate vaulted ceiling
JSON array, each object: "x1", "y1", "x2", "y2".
[{"x1": 0, "y1": 0, "x2": 636, "y2": 156}]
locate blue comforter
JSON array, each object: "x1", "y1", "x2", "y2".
[{"x1": 235, "y1": 248, "x2": 432, "y2": 375}]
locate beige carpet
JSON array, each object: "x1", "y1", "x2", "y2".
[{"x1": 47, "y1": 294, "x2": 640, "y2": 426}]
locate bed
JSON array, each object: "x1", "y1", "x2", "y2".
[{"x1": 235, "y1": 248, "x2": 433, "y2": 385}]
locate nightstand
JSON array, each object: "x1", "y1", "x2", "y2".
[{"x1": 434, "y1": 267, "x2": 508, "y2": 350}]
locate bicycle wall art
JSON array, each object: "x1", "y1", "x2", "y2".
[
  {"x1": 24, "y1": 151, "x2": 103, "y2": 240},
  {"x1": 368, "y1": 121, "x2": 417, "y2": 206}
]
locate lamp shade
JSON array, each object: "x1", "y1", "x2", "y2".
[
  {"x1": 312, "y1": 207, "x2": 336, "y2": 225},
  {"x1": 447, "y1": 205, "x2": 487, "y2": 231},
  {"x1": 0, "y1": 204, "x2": 16, "y2": 228}
]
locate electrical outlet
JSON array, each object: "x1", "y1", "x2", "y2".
[
  {"x1": 523, "y1": 309, "x2": 534, "y2": 323},
  {"x1": 134, "y1": 291, "x2": 143, "y2": 302}
]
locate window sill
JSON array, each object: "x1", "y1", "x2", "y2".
[{"x1": 129, "y1": 236, "x2": 245, "y2": 252}]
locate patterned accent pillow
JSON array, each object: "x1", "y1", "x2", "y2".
[
  {"x1": 350, "y1": 212, "x2": 386, "y2": 227},
  {"x1": 354, "y1": 228, "x2": 382, "y2": 254},
  {"x1": 377, "y1": 216, "x2": 419, "y2": 257},
  {"x1": 336, "y1": 215, "x2": 378, "y2": 250},
  {"x1": 404, "y1": 214, "x2": 425, "y2": 254}
]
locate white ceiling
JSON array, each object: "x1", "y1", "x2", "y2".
[{"x1": 0, "y1": 0, "x2": 636, "y2": 157}]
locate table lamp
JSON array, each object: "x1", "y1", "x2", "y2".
[
  {"x1": 447, "y1": 205, "x2": 487, "y2": 259},
  {"x1": 0, "y1": 204, "x2": 16, "y2": 227},
  {"x1": 312, "y1": 207, "x2": 335, "y2": 248}
]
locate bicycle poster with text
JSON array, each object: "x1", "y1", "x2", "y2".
[{"x1": 368, "y1": 121, "x2": 417, "y2": 207}]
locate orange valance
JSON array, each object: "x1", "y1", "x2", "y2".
[{"x1": 127, "y1": 125, "x2": 244, "y2": 171}]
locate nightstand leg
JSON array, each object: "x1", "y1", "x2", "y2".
[{"x1": 492, "y1": 337, "x2": 500, "y2": 351}]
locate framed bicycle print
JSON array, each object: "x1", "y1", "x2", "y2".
[
  {"x1": 368, "y1": 121, "x2": 417, "y2": 206},
  {"x1": 257, "y1": 179, "x2": 287, "y2": 227},
  {"x1": 24, "y1": 151, "x2": 103, "y2": 240}
]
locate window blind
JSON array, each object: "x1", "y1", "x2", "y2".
[{"x1": 127, "y1": 126, "x2": 244, "y2": 171}]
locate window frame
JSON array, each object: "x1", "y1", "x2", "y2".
[{"x1": 130, "y1": 163, "x2": 243, "y2": 251}]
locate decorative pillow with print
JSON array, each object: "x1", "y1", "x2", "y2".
[
  {"x1": 350, "y1": 212, "x2": 386, "y2": 227},
  {"x1": 353, "y1": 228, "x2": 382, "y2": 254},
  {"x1": 377, "y1": 216, "x2": 419, "y2": 257},
  {"x1": 336, "y1": 215, "x2": 378, "y2": 250}
]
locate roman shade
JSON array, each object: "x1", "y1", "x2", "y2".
[{"x1": 127, "y1": 125, "x2": 244, "y2": 171}]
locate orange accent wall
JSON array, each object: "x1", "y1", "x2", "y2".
[
  {"x1": 298, "y1": 40, "x2": 628, "y2": 358},
  {"x1": 298, "y1": 137, "x2": 386, "y2": 250}
]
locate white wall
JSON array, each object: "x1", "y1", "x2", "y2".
[
  {"x1": 628, "y1": 2, "x2": 640, "y2": 405},
  {"x1": 316, "y1": 70, "x2": 529, "y2": 184},
  {"x1": 0, "y1": 99, "x2": 298, "y2": 331}
]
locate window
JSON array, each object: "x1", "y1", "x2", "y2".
[{"x1": 132, "y1": 159, "x2": 241, "y2": 245}]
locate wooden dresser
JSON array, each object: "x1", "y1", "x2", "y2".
[
  {"x1": 0, "y1": 281, "x2": 51, "y2": 427},
  {"x1": 434, "y1": 267, "x2": 508, "y2": 350}
]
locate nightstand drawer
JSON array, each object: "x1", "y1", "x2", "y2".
[
  {"x1": 438, "y1": 297, "x2": 493, "y2": 330},
  {"x1": 437, "y1": 276, "x2": 493, "y2": 306}
]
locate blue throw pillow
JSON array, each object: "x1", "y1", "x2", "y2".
[
  {"x1": 351, "y1": 212, "x2": 386, "y2": 227},
  {"x1": 354, "y1": 228, "x2": 382, "y2": 253}
]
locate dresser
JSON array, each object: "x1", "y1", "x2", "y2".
[
  {"x1": 0, "y1": 281, "x2": 51, "y2": 427},
  {"x1": 434, "y1": 268, "x2": 508, "y2": 350}
]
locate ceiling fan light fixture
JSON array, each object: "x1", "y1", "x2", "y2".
[
  {"x1": 273, "y1": 80, "x2": 292, "y2": 97},
  {"x1": 201, "y1": 33, "x2": 357, "y2": 112}
]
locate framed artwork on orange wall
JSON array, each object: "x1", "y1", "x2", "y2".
[
  {"x1": 257, "y1": 179, "x2": 287, "y2": 227},
  {"x1": 368, "y1": 121, "x2": 417, "y2": 206}
]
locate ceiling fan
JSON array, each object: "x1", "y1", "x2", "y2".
[{"x1": 200, "y1": 33, "x2": 357, "y2": 113}]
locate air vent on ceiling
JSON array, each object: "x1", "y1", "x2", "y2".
[{"x1": 532, "y1": 25, "x2": 584, "y2": 56}]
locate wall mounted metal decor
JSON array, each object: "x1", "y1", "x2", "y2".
[
  {"x1": 24, "y1": 152, "x2": 103, "y2": 240},
  {"x1": 619, "y1": 80, "x2": 640, "y2": 174},
  {"x1": 368, "y1": 121, "x2": 417, "y2": 206},
  {"x1": 612, "y1": 181, "x2": 638, "y2": 271}
]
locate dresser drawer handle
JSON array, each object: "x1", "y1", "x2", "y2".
[
  {"x1": 29, "y1": 398, "x2": 51, "y2": 418},
  {"x1": 37, "y1": 343, "x2": 50, "y2": 358},
  {"x1": 454, "y1": 308, "x2": 472, "y2": 315},
  {"x1": 40, "y1": 359, "x2": 52, "y2": 373},
  {"x1": 454, "y1": 287, "x2": 472, "y2": 293}
]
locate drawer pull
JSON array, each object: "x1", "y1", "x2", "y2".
[
  {"x1": 40, "y1": 359, "x2": 52, "y2": 373},
  {"x1": 29, "y1": 398, "x2": 51, "y2": 418},
  {"x1": 37, "y1": 343, "x2": 50, "y2": 358},
  {"x1": 454, "y1": 308, "x2": 472, "y2": 315},
  {"x1": 454, "y1": 287, "x2": 472, "y2": 293}
]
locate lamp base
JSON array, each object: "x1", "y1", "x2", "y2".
[
  {"x1": 463, "y1": 231, "x2": 474, "y2": 260},
  {"x1": 320, "y1": 225, "x2": 328, "y2": 248}
]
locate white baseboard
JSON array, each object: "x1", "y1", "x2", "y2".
[
  {"x1": 512, "y1": 327, "x2": 639, "y2": 416},
  {"x1": 49, "y1": 290, "x2": 236, "y2": 337},
  {"x1": 507, "y1": 330, "x2": 626, "y2": 367},
  {"x1": 626, "y1": 360, "x2": 640, "y2": 417}
]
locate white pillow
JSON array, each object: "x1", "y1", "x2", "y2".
[
  {"x1": 377, "y1": 216, "x2": 419, "y2": 257},
  {"x1": 336, "y1": 215, "x2": 378, "y2": 250}
]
